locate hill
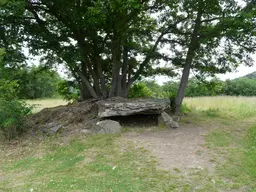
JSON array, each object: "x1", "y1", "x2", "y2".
[{"x1": 243, "y1": 71, "x2": 256, "y2": 79}]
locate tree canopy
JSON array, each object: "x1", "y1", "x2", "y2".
[{"x1": 1, "y1": 0, "x2": 255, "y2": 112}]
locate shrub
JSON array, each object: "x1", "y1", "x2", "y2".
[
  {"x1": 128, "y1": 82, "x2": 153, "y2": 98},
  {"x1": 0, "y1": 99, "x2": 33, "y2": 140},
  {"x1": 0, "y1": 79, "x2": 19, "y2": 100},
  {"x1": 57, "y1": 80, "x2": 80, "y2": 101},
  {"x1": 0, "y1": 79, "x2": 33, "y2": 140},
  {"x1": 181, "y1": 103, "x2": 192, "y2": 115},
  {"x1": 16, "y1": 66, "x2": 62, "y2": 99}
]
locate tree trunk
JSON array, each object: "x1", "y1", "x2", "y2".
[
  {"x1": 95, "y1": 56, "x2": 107, "y2": 98},
  {"x1": 174, "y1": 7, "x2": 203, "y2": 115},
  {"x1": 110, "y1": 36, "x2": 122, "y2": 97},
  {"x1": 79, "y1": 82, "x2": 91, "y2": 100},
  {"x1": 78, "y1": 71, "x2": 99, "y2": 99},
  {"x1": 121, "y1": 38, "x2": 129, "y2": 97}
]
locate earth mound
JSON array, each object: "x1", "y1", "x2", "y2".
[{"x1": 27, "y1": 98, "x2": 171, "y2": 135}]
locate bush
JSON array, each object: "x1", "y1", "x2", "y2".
[
  {"x1": 0, "y1": 79, "x2": 33, "y2": 140},
  {"x1": 57, "y1": 80, "x2": 80, "y2": 101},
  {"x1": 128, "y1": 82, "x2": 153, "y2": 98},
  {"x1": 0, "y1": 99, "x2": 32, "y2": 140},
  {"x1": 223, "y1": 78, "x2": 256, "y2": 96},
  {"x1": 16, "y1": 66, "x2": 62, "y2": 99},
  {"x1": 181, "y1": 103, "x2": 192, "y2": 115},
  {"x1": 0, "y1": 79, "x2": 19, "y2": 100}
]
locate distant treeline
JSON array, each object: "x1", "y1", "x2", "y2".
[
  {"x1": 2, "y1": 64, "x2": 256, "y2": 100},
  {"x1": 0, "y1": 65, "x2": 61, "y2": 99},
  {"x1": 129, "y1": 75, "x2": 256, "y2": 98}
]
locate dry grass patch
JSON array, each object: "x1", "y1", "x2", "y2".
[
  {"x1": 25, "y1": 99, "x2": 68, "y2": 113},
  {"x1": 184, "y1": 96, "x2": 256, "y2": 119}
]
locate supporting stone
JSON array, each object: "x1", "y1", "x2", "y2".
[{"x1": 160, "y1": 112, "x2": 179, "y2": 129}]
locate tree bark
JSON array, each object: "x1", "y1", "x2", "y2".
[
  {"x1": 79, "y1": 82, "x2": 91, "y2": 100},
  {"x1": 174, "y1": 6, "x2": 203, "y2": 115},
  {"x1": 110, "y1": 35, "x2": 122, "y2": 97},
  {"x1": 121, "y1": 38, "x2": 129, "y2": 97},
  {"x1": 95, "y1": 56, "x2": 107, "y2": 98},
  {"x1": 78, "y1": 71, "x2": 99, "y2": 99}
]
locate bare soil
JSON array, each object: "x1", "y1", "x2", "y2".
[{"x1": 123, "y1": 123, "x2": 214, "y2": 173}]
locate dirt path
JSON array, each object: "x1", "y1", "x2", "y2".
[{"x1": 123, "y1": 123, "x2": 214, "y2": 173}]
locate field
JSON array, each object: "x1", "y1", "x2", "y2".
[
  {"x1": 0, "y1": 96, "x2": 256, "y2": 191},
  {"x1": 25, "y1": 99, "x2": 68, "y2": 113}
]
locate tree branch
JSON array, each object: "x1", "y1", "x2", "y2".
[{"x1": 131, "y1": 17, "x2": 188, "y2": 82}]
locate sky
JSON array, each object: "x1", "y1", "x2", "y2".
[{"x1": 153, "y1": 53, "x2": 256, "y2": 85}]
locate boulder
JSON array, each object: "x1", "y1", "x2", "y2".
[
  {"x1": 160, "y1": 112, "x2": 179, "y2": 129},
  {"x1": 161, "y1": 111, "x2": 173, "y2": 123},
  {"x1": 95, "y1": 120, "x2": 122, "y2": 134},
  {"x1": 42, "y1": 122, "x2": 62, "y2": 135},
  {"x1": 97, "y1": 98, "x2": 170, "y2": 118}
]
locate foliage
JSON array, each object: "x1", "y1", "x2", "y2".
[
  {"x1": 1, "y1": 64, "x2": 61, "y2": 99},
  {"x1": 1, "y1": 0, "x2": 254, "y2": 101},
  {"x1": 128, "y1": 82, "x2": 153, "y2": 98},
  {"x1": 142, "y1": 80, "x2": 166, "y2": 98},
  {"x1": 0, "y1": 79, "x2": 19, "y2": 100},
  {"x1": 0, "y1": 99, "x2": 32, "y2": 140},
  {"x1": 223, "y1": 78, "x2": 256, "y2": 96},
  {"x1": 244, "y1": 71, "x2": 256, "y2": 79},
  {"x1": 185, "y1": 78, "x2": 224, "y2": 97},
  {"x1": 161, "y1": 78, "x2": 224, "y2": 98},
  {"x1": 0, "y1": 51, "x2": 33, "y2": 140},
  {"x1": 17, "y1": 66, "x2": 62, "y2": 99},
  {"x1": 141, "y1": 76, "x2": 256, "y2": 99},
  {"x1": 0, "y1": 79, "x2": 33, "y2": 140},
  {"x1": 180, "y1": 103, "x2": 192, "y2": 115},
  {"x1": 57, "y1": 80, "x2": 80, "y2": 101}
]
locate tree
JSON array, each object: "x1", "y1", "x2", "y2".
[
  {"x1": 1, "y1": 0, "x2": 255, "y2": 107},
  {"x1": 223, "y1": 78, "x2": 256, "y2": 96},
  {"x1": 160, "y1": 0, "x2": 256, "y2": 114},
  {"x1": 16, "y1": 66, "x2": 61, "y2": 99},
  {"x1": 0, "y1": 0, "x2": 178, "y2": 99},
  {"x1": 0, "y1": 48, "x2": 33, "y2": 140}
]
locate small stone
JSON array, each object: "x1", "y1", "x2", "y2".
[
  {"x1": 172, "y1": 116, "x2": 181, "y2": 122},
  {"x1": 50, "y1": 125, "x2": 62, "y2": 133},
  {"x1": 170, "y1": 121, "x2": 179, "y2": 128},
  {"x1": 42, "y1": 123, "x2": 62, "y2": 135},
  {"x1": 80, "y1": 129, "x2": 92, "y2": 135}
]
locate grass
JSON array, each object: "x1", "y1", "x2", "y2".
[
  {"x1": 0, "y1": 96, "x2": 256, "y2": 191},
  {"x1": 25, "y1": 99, "x2": 67, "y2": 113},
  {"x1": 205, "y1": 126, "x2": 256, "y2": 191},
  {"x1": 184, "y1": 96, "x2": 256, "y2": 191},
  {"x1": 184, "y1": 96, "x2": 256, "y2": 119},
  {"x1": 0, "y1": 135, "x2": 212, "y2": 192}
]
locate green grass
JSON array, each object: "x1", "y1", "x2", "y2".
[
  {"x1": 0, "y1": 135, "x2": 214, "y2": 192},
  {"x1": 206, "y1": 131, "x2": 234, "y2": 148},
  {"x1": 184, "y1": 96, "x2": 256, "y2": 191},
  {"x1": 206, "y1": 126, "x2": 256, "y2": 191}
]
